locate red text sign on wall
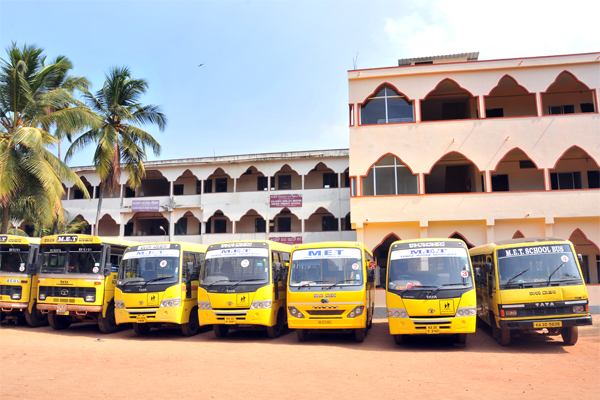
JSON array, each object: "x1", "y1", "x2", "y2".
[
  {"x1": 132, "y1": 200, "x2": 160, "y2": 212},
  {"x1": 270, "y1": 194, "x2": 302, "y2": 207},
  {"x1": 270, "y1": 236, "x2": 303, "y2": 245}
]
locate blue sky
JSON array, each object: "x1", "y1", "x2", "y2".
[{"x1": 2, "y1": 0, "x2": 599, "y2": 167}]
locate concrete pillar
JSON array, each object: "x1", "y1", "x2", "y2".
[
  {"x1": 168, "y1": 212, "x2": 174, "y2": 241},
  {"x1": 92, "y1": 186, "x2": 96, "y2": 199},
  {"x1": 414, "y1": 99, "x2": 421, "y2": 123},
  {"x1": 544, "y1": 168, "x2": 551, "y2": 191},
  {"x1": 485, "y1": 170, "x2": 492, "y2": 193},
  {"x1": 67, "y1": 187, "x2": 71, "y2": 200},
  {"x1": 169, "y1": 181, "x2": 174, "y2": 197},
  {"x1": 535, "y1": 92, "x2": 543, "y2": 117},
  {"x1": 419, "y1": 222, "x2": 428, "y2": 239},
  {"x1": 301, "y1": 175, "x2": 305, "y2": 190},
  {"x1": 486, "y1": 220, "x2": 495, "y2": 244},
  {"x1": 233, "y1": 178, "x2": 237, "y2": 193},
  {"x1": 232, "y1": 220, "x2": 236, "y2": 234},
  {"x1": 419, "y1": 173, "x2": 426, "y2": 195},
  {"x1": 478, "y1": 96, "x2": 486, "y2": 118}
]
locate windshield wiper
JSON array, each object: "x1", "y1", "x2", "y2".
[
  {"x1": 325, "y1": 279, "x2": 359, "y2": 289},
  {"x1": 547, "y1": 263, "x2": 566, "y2": 286},
  {"x1": 428, "y1": 283, "x2": 468, "y2": 296},
  {"x1": 227, "y1": 278, "x2": 265, "y2": 288},
  {"x1": 506, "y1": 268, "x2": 530, "y2": 286},
  {"x1": 398, "y1": 285, "x2": 438, "y2": 293},
  {"x1": 298, "y1": 280, "x2": 327, "y2": 289},
  {"x1": 121, "y1": 279, "x2": 145, "y2": 286},
  {"x1": 204, "y1": 279, "x2": 230, "y2": 289},
  {"x1": 142, "y1": 276, "x2": 174, "y2": 287}
]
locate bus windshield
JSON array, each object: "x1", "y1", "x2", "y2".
[
  {"x1": 0, "y1": 247, "x2": 30, "y2": 274},
  {"x1": 41, "y1": 245, "x2": 103, "y2": 274},
  {"x1": 200, "y1": 247, "x2": 269, "y2": 285},
  {"x1": 119, "y1": 249, "x2": 180, "y2": 285},
  {"x1": 497, "y1": 244, "x2": 582, "y2": 288},
  {"x1": 388, "y1": 247, "x2": 472, "y2": 290},
  {"x1": 289, "y1": 248, "x2": 363, "y2": 287}
]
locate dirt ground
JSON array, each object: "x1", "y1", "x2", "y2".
[{"x1": 1, "y1": 316, "x2": 598, "y2": 400}]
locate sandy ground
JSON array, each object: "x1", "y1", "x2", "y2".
[{"x1": 1, "y1": 316, "x2": 598, "y2": 400}]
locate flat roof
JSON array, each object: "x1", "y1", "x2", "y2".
[{"x1": 398, "y1": 52, "x2": 479, "y2": 66}]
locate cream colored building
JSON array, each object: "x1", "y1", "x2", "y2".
[
  {"x1": 61, "y1": 150, "x2": 355, "y2": 246},
  {"x1": 347, "y1": 52, "x2": 600, "y2": 284}
]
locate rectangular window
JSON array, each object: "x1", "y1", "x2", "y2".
[
  {"x1": 580, "y1": 103, "x2": 595, "y2": 113},
  {"x1": 322, "y1": 216, "x2": 338, "y2": 232},
  {"x1": 173, "y1": 184, "x2": 184, "y2": 196},
  {"x1": 351, "y1": 177, "x2": 357, "y2": 196},
  {"x1": 277, "y1": 217, "x2": 291, "y2": 232},
  {"x1": 349, "y1": 104, "x2": 354, "y2": 126},
  {"x1": 278, "y1": 175, "x2": 292, "y2": 190},
  {"x1": 214, "y1": 219, "x2": 226, "y2": 233},
  {"x1": 549, "y1": 105, "x2": 575, "y2": 115},
  {"x1": 551, "y1": 172, "x2": 582, "y2": 190},
  {"x1": 322, "y1": 173, "x2": 338, "y2": 188},
  {"x1": 215, "y1": 178, "x2": 228, "y2": 193},
  {"x1": 175, "y1": 218, "x2": 187, "y2": 235},
  {"x1": 588, "y1": 170, "x2": 600, "y2": 189},
  {"x1": 257, "y1": 176, "x2": 268, "y2": 191},
  {"x1": 486, "y1": 108, "x2": 504, "y2": 118},
  {"x1": 204, "y1": 179, "x2": 212, "y2": 193},
  {"x1": 344, "y1": 172, "x2": 350, "y2": 188},
  {"x1": 255, "y1": 218, "x2": 266, "y2": 233},
  {"x1": 491, "y1": 174, "x2": 509, "y2": 192}
]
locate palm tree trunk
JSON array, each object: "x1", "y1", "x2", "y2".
[
  {"x1": 94, "y1": 183, "x2": 104, "y2": 236},
  {"x1": 1, "y1": 206, "x2": 9, "y2": 234}
]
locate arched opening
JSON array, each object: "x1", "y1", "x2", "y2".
[
  {"x1": 512, "y1": 230, "x2": 525, "y2": 239},
  {"x1": 550, "y1": 146, "x2": 600, "y2": 190},
  {"x1": 492, "y1": 149, "x2": 544, "y2": 191},
  {"x1": 272, "y1": 165, "x2": 301, "y2": 191},
  {"x1": 362, "y1": 154, "x2": 418, "y2": 196},
  {"x1": 569, "y1": 229, "x2": 600, "y2": 284},
  {"x1": 542, "y1": 71, "x2": 597, "y2": 115},
  {"x1": 175, "y1": 211, "x2": 201, "y2": 235},
  {"x1": 484, "y1": 75, "x2": 537, "y2": 118},
  {"x1": 270, "y1": 208, "x2": 301, "y2": 233},
  {"x1": 421, "y1": 79, "x2": 478, "y2": 121},
  {"x1": 97, "y1": 214, "x2": 119, "y2": 236},
  {"x1": 449, "y1": 232, "x2": 474, "y2": 249},
  {"x1": 341, "y1": 167, "x2": 350, "y2": 188},
  {"x1": 372, "y1": 233, "x2": 400, "y2": 287},
  {"x1": 237, "y1": 209, "x2": 266, "y2": 233},
  {"x1": 236, "y1": 166, "x2": 268, "y2": 193},
  {"x1": 173, "y1": 170, "x2": 201, "y2": 196},
  {"x1": 305, "y1": 162, "x2": 338, "y2": 189},
  {"x1": 305, "y1": 207, "x2": 338, "y2": 232},
  {"x1": 205, "y1": 210, "x2": 232, "y2": 234},
  {"x1": 204, "y1": 168, "x2": 233, "y2": 194},
  {"x1": 69, "y1": 177, "x2": 94, "y2": 200},
  {"x1": 138, "y1": 170, "x2": 170, "y2": 197},
  {"x1": 124, "y1": 212, "x2": 169, "y2": 237},
  {"x1": 425, "y1": 152, "x2": 484, "y2": 194},
  {"x1": 360, "y1": 84, "x2": 414, "y2": 124},
  {"x1": 341, "y1": 212, "x2": 353, "y2": 231}
]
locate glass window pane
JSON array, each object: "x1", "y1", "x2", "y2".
[
  {"x1": 384, "y1": 86, "x2": 400, "y2": 97},
  {"x1": 387, "y1": 97, "x2": 414, "y2": 123},
  {"x1": 375, "y1": 166, "x2": 395, "y2": 195},
  {"x1": 397, "y1": 167, "x2": 418, "y2": 194},
  {"x1": 361, "y1": 98, "x2": 386, "y2": 124},
  {"x1": 361, "y1": 170, "x2": 374, "y2": 196},
  {"x1": 558, "y1": 172, "x2": 574, "y2": 189},
  {"x1": 373, "y1": 88, "x2": 386, "y2": 98},
  {"x1": 377, "y1": 155, "x2": 396, "y2": 166}
]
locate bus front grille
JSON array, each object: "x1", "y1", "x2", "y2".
[
  {"x1": 306, "y1": 310, "x2": 345, "y2": 316},
  {"x1": 520, "y1": 306, "x2": 573, "y2": 317}
]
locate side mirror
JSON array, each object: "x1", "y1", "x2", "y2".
[{"x1": 485, "y1": 262, "x2": 492, "y2": 273}]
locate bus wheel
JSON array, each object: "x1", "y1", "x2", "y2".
[
  {"x1": 213, "y1": 324, "x2": 229, "y2": 338},
  {"x1": 394, "y1": 334, "x2": 404, "y2": 345},
  {"x1": 495, "y1": 326, "x2": 511, "y2": 346},
  {"x1": 561, "y1": 326, "x2": 578, "y2": 346},
  {"x1": 267, "y1": 309, "x2": 284, "y2": 339},
  {"x1": 48, "y1": 313, "x2": 71, "y2": 330},
  {"x1": 454, "y1": 333, "x2": 467, "y2": 346},
  {"x1": 296, "y1": 329, "x2": 309, "y2": 342},
  {"x1": 181, "y1": 308, "x2": 199, "y2": 337},
  {"x1": 354, "y1": 327, "x2": 366, "y2": 343},
  {"x1": 133, "y1": 323, "x2": 151, "y2": 336},
  {"x1": 98, "y1": 305, "x2": 119, "y2": 334},
  {"x1": 25, "y1": 304, "x2": 48, "y2": 327}
]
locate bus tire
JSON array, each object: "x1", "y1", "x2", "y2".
[
  {"x1": 25, "y1": 304, "x2": 48, "y2": 327},
  {"x1": 133, "y1": 323, "x2": 151, "y2": 336},
  {"x1": 354, "y1": 327, "x2": 366, "y2": 343},
  {"x1": 454, "y1": 333, "x2": 467, "y2": 346},
  {"x1": 394, "y1": 334, "x2": 404, "y2": 345},
  {"x1": 48, "y1": 313, "x2": 71, "y2": 330},
  {"x1": 213, "y1": 324, "x2": 229, "y2": 338},
  {"x1": 98, "y1": 305, "x2": 119, "y2": 334},
  {"x1": 267, "y1": 309, "x2": 284, "y2": 339},
  {"x1": 561, "y1": 326, "x2": 578, "y2": 346},
  {"x1": 181, "y1": 308, "x2": 199, "y2": 337},
  {"x1": 296, "y1": 329, "x2": 309, "y2": 342}
]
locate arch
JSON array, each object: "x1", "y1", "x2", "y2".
[
  {"x1": 360, "y1": 153, "x2": 419, "y2": 196},
  {"x1": 551, "y1": 145, "x2": 600, "y2": 169},
  {"x1": 486, "y1": 74, "x2": 532, "y2": 96},
  {"x1": 138, "y1": 170, "x2": 170, "y2": 197},
  {"x1": 97, "y1": 214, "x2": 119, "y2": 237},
  {"x1": 550, "y1": 146, "x2": 600, "y2": 190},
  {"x1": 205, "y1": 168, "x2": 233, "y2": 193},
  {"x1": 271, "y1": 207, "x2": 301, "y2": 233},
  {"x1": 421, "y1": 78, "x2": 479, "y2": 122},
  {"x1": 544, "y1": 70, "x2": 593, "y2": 93},
  {"x1": 492, "y1": 147, "x2": 541, "y2": 171},
  {"x1": 359, "y1": 82, "x2": 414, "y2": 105},
  {"x1": 305, "y1": 207, "x2": 338, "y2": 232},
  {"x1": 569, "y1": 228, "x2": 600, "y2": 284},
  {"x1": 422, "y1": 78, "x2": 476, "y2": 100},
  {"x1": 449, "y1": 232, "x2": 475, "y2": 249},
  {"x1": 174, "y1": 211, "x2": 200, "y2": 235},
  {"x1": 484, "y1": 75, "x2": 537, "y2": 118},
  {"x1": 512, "y1": 230, "x2": 525, "y2": 239},
  {"x1": 305, "y1": 162, "x2": 338, "y2": 189},
  {"x1": 124, "y1": 212, "x2": 169, "y2": 237},
  {"x1": 425, "y1": 151, "x2": 484, "y2": 194},
  {"x1": 272, "y1": 164, "x2": 301, "y2": 191},
  {"x1": 569, "y1": 228, "x2": 600, "y2": 254},
  {"x1": 236, "y1": 209, "x2": 267, "y2": 234},
  {"x1": 372, "y1": 233, "x2": 401, "y2": 287},
  {"x1": 542, "y1": 71, "x2": 596, "y2": 115},
  {"x1": 173, "y1": 169, "x2": 201, "y2": 196},
  {"x1": 206, "y1": 210, "x2": 232, "y2": 234},
  {"x1": 359, "y1": 83, "x2": 415, "y2": 125},
  {"x1": 341, "y1": 212, "x2": 353, "y2": 231},
  {"x1": 491, "y1": 148, "x2": 545, "y2": 192},
  {"x1": 70, "y1": 177, "x2": 94, "y2": 200},
  {"x1": 361, "y1": 152, "x2": 417, "y2": 177},
  {"x1": 236, "y1": 166, "x2": 268, "y2": 192}
]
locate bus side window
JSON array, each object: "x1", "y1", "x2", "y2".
[
  {"x1": 281, "y1": 252, "x2": 290, "y2": 284},
  {"x1": 192, "y1": 253, "x2": 203, "y2": 281},
  {"x1": 486, "y1": 255, "x2": 495, "y2": 295}
]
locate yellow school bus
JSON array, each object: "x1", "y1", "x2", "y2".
[
  {"x1": 0, "y1": 235, "x2": 46, "y2": 327},
  {"x1": 287, "y1": 241, "x2": 376, "y2": 342},
  {"x1": 470, "y1": 237, "x2": 592, "y2": 346},
  {"x1": 36, "y1": 235, "x2": 134, "y2": 333},
  {"x1": 197, "y1": 240, "x2": 291, "y2": 338},
  {"x1": 386, "y1": 238, "x2": 476, "y2": 345},
  {"x1": 114, "y1": 242, "x2": 207, "y2": 336}
]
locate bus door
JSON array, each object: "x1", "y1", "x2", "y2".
[{"x1": 483, "y1": 255, "x2": 495, "y2": 325}]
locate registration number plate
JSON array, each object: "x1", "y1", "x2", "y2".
[
  {"x1": 426, "y1": 325, "x2": 440, "y2": 334},
  {"x1": 533, "y1": 321, "x2": 562, "y2": 328},
  {"x1": 57, "y1": 305, "x2": 68, "y2": 314},
  {"x1": 225, "y1": 317, "x2": 236, "y2": 324},
  {"x1": 136, "y1": 315, "x2": 147, "y2": 323}
]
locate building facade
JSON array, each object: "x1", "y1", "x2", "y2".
[
  {"x1": 347, "y1": 52, "x2": 600, "y2": 284},
  {"x1": 61, "y1": 149, "x2": 355, "y2": 245}
]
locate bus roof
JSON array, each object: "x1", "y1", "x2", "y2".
[
  {"x1": 292, "y1": 241, "x2": 372, "y2": 254},
  {"x1": 469, "y1": 237, "x2": 570, "y2": 255},
  {"x1": 390, "y1": 238, "x2": 466, "y2": 246},
  {"x1": 40, "y1": 234, "x2": 136, "y2": 247},
  {"x1": 207, "y1": 239, "x2": 291, "y2": 251},
  {"x1": 124, "y1": 241, "x2": 208, "y2": 252},
  {"x1": 0, "y1": 235, "x2": 40, "y2": 245}
]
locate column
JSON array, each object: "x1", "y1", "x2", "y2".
[
  {"x1": 478, "y1": 96, "x2": 486, "y2": 118},
  {"x1": 232, "y1": 221, "x2": 236, "y2": 234},
  {"x1": 419, "y1": 221, "x2": 428, "y2": 238},
  {"x1": 545, "y1": 217, "x2": 554, "y2": 237},
  {"x1": 485, "y1": 171, "x2": 492, "y2": 193},
  {"x1": 119, "y1": 215, "x2": 125, "y2": 238},
  {"x1": 169, "y1": 181, "x2": 174, "y2": 197},
  {"x1": 92, "y1": 186, "x2": 97, "y2": 199},
  {"x1": 414, "y1": 99, "x2": 421, "y2": 123},
  {"x1": 486, "y1": 220, "x2": 495, "y2": 245},
  {"x1": 301, "y1": 175, "x2": 305, "y2": 190},
  {"x1": 535, "y1": 92, "x2": 543, "y2": 117},
  {"x1": 418, "y1": 173, "x2": 426, "y2": 195},
  {"x1": 168, "y1": 212, "x2": 175, "y2": 241},
  {"x1": 67, "y1": 187, "x2": 71, "y2": 200},
  {"x1": 233, "y1": 178, "x2": 237, "y2": 193},
  {"x1": 544, "y1": 168, "x2": 551, "y2": 191}
]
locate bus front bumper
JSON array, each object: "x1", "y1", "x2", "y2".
[
  {"x1": 36, "y1": 303, "x2": 102, "y2": 313},
  {"x1": 115, "y1": 308, "x2": 184, "y2": 325},
  {"x1": 288, "y1": 315, "x2": 367, "y2": 330},
  {"x1": 499, "y1": 315, "x2": 592, "y2": 330},
  {"x1": 388, "y1": 315, "x2": 476, "y2": 335},
  {"x1": 0, "y1": 302, "x2": 28, "y2": 311},
  {"x1": 199, "y1": 308, "x2": 274, "y2": 327}
]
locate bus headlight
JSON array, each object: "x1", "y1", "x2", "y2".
[
  {"x1": 456, "y1": 306, "x2": 477, "y2": 317},
  {"x1": 114, "y1": 300, "x2": 126, "y2": 309},
  {"x1": 250, "y1": 301, "x2": 272, "y2": 309},
  {"x1": 388, "y1": 309, "x2": 408, "y2": 318},
  {"x1": 347, "y1": 306, "x2": 365, "y2": 318},
  {"x1": 39, "y1": 293, "x2": 46, "y2": 300},
  {"x1": 573, "y1": 305, "x2": 585, "y2": 313},
  {"x1": 11, "y1": 293, "x2": 21, "y2": 300},
  {"x1": 160, "y1": 298, "x2": 181, "y2": 308},
  {"x1": 85, "y1": 295, "x2": 95, "y2": 302},
  {"x1": 198, "y1": 301, "x2": 212, "y2": 310},
  {"x1": 288, "y1": 306, "x2": 304, "y2": 318}
]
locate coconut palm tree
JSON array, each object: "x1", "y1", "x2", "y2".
[
  {"x1": 66, "y1": 66, "x2": 166, "y2": 235},
  {"x1": 0, "y1": 43, "x2": 98, "y2": 234}
]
